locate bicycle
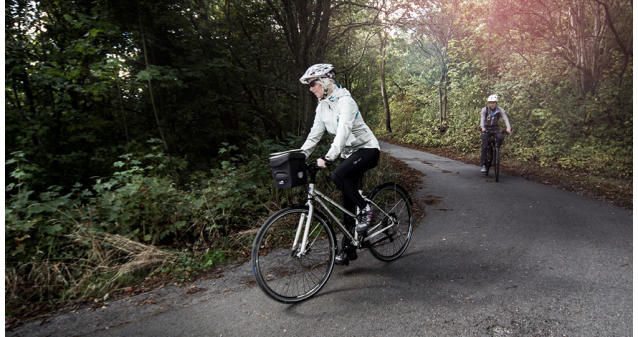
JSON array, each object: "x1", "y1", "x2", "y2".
[
  {"x1": 483, "y1": 129, "x2": 508, "y2": 182},
  {"x1": 251, "y1": 150, "x2": 414, "y2": 303}
]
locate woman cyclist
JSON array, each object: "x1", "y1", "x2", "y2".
[
  {"x1": 299, "y1": 63, "x2": 380, "y2": 266},
  {"x1": 480, "y1": 94, "x2": 511, "y2": 173}
]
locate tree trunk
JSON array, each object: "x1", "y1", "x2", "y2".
[
  {"x1": 379, "y1": 32, "x2": 391, "y2": 133},
  {"x1": 113, "y1": 70, "x2": 130, "y2": 144},
  {"x1": 266, "y1": 0, "x2": 332, "y2": 134},
  {"x1": 438, "y1": 59, "x2": 447, "y2": 122},
  {"x1": 137, "y1": 0, "x2": 175, "y2": 174},
  {"x1": 438, "y1": 84, "x2": 443, "y2": 123},
  {"x1": 443, "y1": 71, "x2": 448, "y2": 120}
]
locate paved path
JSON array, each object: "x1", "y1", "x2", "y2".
[{"x1": 9, "y1": 141, "x2": 632, "y2": 336}]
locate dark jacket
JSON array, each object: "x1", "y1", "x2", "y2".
[{"x1": 480, "y1": 106, "x2": 511, "y2": 130}]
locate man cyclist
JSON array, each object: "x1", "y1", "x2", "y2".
[
  {"x1": 298, "y1": 63, "x2": 381, "y2": 266},
  {"x1": 480, "y1": 94, "x2": 511, "y2": 173}
]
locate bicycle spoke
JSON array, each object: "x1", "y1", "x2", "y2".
[
  {"x1": 252, "y1": 207, "x2": 335, "y2": 302},
  {"x1": 367, "y1": 184, "x2": 413, "y2": 261}
]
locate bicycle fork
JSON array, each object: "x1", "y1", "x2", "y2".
[
  {"x1": 292, "y1": 184, "x2": 321, "y2": 258},
  {"x1": 292, "y1": 212, "x2": 307, "y2": 255}
]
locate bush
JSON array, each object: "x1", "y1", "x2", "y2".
[{"x1": 5, "y1": 133, "x2": 409, "y2": 310}]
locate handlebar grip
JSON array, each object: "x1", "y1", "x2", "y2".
[
  {"x1": 305, "y1": 158, "x2": 333, "y2": 170},
  {"x1": 314, "y1": 157, "x2": 334, "y2": 168}
]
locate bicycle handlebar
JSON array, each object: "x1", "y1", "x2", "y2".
[
  {"x1": 311, "y1": 157, "x2": 334, "y2": 169},
  {"x1": 483, "y1": 129, "x2": 510, "y2": 135},
  {"x1": 303, "y1": 159, "x2": 333, "y2": 172}
]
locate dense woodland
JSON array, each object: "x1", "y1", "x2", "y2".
[{"x1": 5, "y1": 0, "x2": 632, "y2": 308}]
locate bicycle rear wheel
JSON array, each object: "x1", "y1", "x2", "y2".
[
  {"x1": 494, "y1": 146, "x2": 500, "y2": 182},
  {"x1": 251, "y1": 207, "x2": 335, "y2": 303},
  {"x1": 366, "y1": 183, "x2": 413, "y2": 261}
]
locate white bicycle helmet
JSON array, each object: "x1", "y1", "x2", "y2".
[
  {"x1": 487, "y1": 94, "x2": 499, "y2": 102},
  {"x1": 299, "y1": 63, "x2": 336, "y2": 84}
]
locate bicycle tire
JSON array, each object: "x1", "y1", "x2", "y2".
[
  {"x1": 485, "y1": 144, "x2": 492, "y2": 176},
  {"x1": 494, "y1": 146, "x2": 500, "y2": 182},
  {"x1": 366, "y1": 183, "x2": 413, "y2": 261},
  {"x1": 251, "y1": 207, "x2": 336, "y2": 303}
]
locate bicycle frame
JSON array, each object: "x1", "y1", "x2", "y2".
[
  {"x1": 485, "y1": 130, "x2": 507, "y2": 161},
  {"x1": 293, "y1": 181, "x2": 399, "y2": 258}
]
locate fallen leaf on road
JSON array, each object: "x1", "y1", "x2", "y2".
[{"x1": 186, "y1": 286, "x2": 208, "y2": 294}]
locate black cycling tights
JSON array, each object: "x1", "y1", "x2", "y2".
[{"x1": 330, "y1": 148, "x2": 380, "y2": 230}]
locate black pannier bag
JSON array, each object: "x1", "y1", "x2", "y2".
[{"x1": 269, "y1": 152, "x2": 307, "y2": 189}]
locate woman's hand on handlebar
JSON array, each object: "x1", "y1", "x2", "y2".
[
  {"x1": 317, "y1": 157, "x2": 332, "y2": 169},
  {"x1": 506, "y1": 128, "x2": 511, "y2": 134}
]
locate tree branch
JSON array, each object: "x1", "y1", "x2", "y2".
[{"x1": 590, "y1": 0, "x2": 631, "y2": 74}]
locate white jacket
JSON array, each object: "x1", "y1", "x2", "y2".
[{"x1": 301, "y1": 85, "x2": 379, "y2": 161}]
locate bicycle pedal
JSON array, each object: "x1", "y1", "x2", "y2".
[
  {"x1": 336, "y1": 259, "x2": 349, "y2": 266},
  {"x1": 335, "y1": 250, "x2": 351, "y2": 266}
]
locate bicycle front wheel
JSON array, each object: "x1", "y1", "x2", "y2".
[
  {"x1": 367, "y1": 183, "x2": 413, "y2": 261},
  {"x1": 494, "y1": 146, "x2": 500, "y2": 182},
  {"x1": 485, "y1": 144, "x2": 492, "y2": 176},
  {"x1": 251, "y1": 207, "x2": 335, "y2": 303}
]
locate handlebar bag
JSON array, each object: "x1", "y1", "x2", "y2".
[{"x1": 269, "y1": 152, "x2": 307, "y2": 189}]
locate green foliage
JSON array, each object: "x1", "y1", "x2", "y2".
[
  {"x1": 5, "y1": 151, "x2": 84, "y2": 262},
  {"x1": 375, "y1": 62, "x2": 633, "y2": 178},
  {"x1": 4, "y1": 135, "x2": 290, "y2": 304},
  {"x1": 5, "y1": 185, "x2": 81, "y2": 262},
  {"x1": 372, "y1": 0, "x2": 632, "y2": 180}
]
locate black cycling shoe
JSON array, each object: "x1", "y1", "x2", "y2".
[
  {"x1": 334, "y1": 248, "x2": 358, "y2": 266},
  {"x1": 345, "y1": 247, "x2": 357, "y2": 261},
  {"x1": 335, "y1": 250, "x2": 350, "y2": 266}
]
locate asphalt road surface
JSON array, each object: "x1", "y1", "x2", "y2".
[{"x1": 9, "y1": 141, "x2": 632, "y2": 336}]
